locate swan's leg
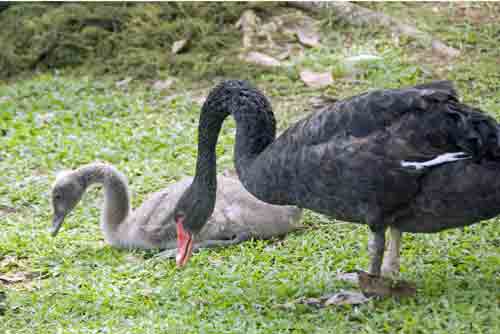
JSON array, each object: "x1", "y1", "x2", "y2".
[
  {"x1": 337, "y1": 226, "x2": 386, "y2": 282},
  {"x1": 381, "y1": 227, "x2": 402, "y2": 278},
  {"x1": 368, "y1": 228, "x2": 386, "y2": 276}
]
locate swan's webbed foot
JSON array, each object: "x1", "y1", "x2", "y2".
[
  {"x1": 381, "y1": 226, "x2": 402, "y2": 278},
  {"x1": 335, "y1": 227, "x2": 415, "y2": 298}
]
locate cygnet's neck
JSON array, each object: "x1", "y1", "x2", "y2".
[{"x1": 76, "y1": 163, "x2": 131, "y2": 243}]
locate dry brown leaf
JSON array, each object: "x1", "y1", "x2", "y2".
[
  {"x1": 242, "y1": 52, "x2": 281, "y2": 67},
  {"x1": 172, "y1": 39, "x2": 189, "y2": 54},
  {"x1": 300, "y1": 70, "x2": 333, "y2": 88}
]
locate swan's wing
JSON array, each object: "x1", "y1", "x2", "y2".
[
  {"x1": 276, "y1": 81, "x2": 475, "y2": 150},
  {"x1": 245, "y1": 82, "x2": 499, "y2": 220}
]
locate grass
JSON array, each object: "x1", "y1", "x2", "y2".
[{"x1": 0, "y1": 3, "x2": 499, "y2": 333}]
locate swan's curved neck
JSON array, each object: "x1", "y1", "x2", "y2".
[
  {"x1": 76, "y1": 163, "x2": 130, "y2": 234},
  {"x1": 196, "y1": 80, "x2": 276, "y2": 188}
]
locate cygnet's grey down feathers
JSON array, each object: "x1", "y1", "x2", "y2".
[{"x1": 51, "y1": 163, "x2": 302, "y2": 250}]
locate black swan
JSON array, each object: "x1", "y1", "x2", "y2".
[
  {"x1": 51, "y1": 163, "x2": 302, "y2": 253},
  {"x1": 173, "y1": 80, "x2": 500, "y2": 278}
]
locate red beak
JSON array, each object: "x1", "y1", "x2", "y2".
[{"x1": 176, "y1": 217, "x2": 193, "y2": 267}]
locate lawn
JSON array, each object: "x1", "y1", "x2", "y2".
[{"x1": 0, "y1": 3, "x2": 499, "y2": 333}]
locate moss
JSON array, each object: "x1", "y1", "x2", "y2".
[{"x1": 0, "y1": 2, "x2": 281, "y2": 80}]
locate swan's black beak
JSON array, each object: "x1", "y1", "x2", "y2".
[
  {"x1": 176, "y1": 217, "x2": 193, "y2": 267},
  {"x1": 50, "y1": 214, "x2": 66, "y2": 237}
]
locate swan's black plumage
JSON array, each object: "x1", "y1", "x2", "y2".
[{"x1": 174, "y1": 79, "x2": 500, "y2": 271}]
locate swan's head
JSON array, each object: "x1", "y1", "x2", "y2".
[
  {"x1": 50, "y1": 170, "x2": 85, "y2": 237},
  {"x1": 173, "y1": 183, "x2": 216, "y2": 267}
]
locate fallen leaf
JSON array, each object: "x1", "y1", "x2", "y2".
[
  {"x1": 172, "y1": 39, "x2": 189, "y2": 54},
  {"x1": 300, "y1": 70, "x2": 333, "y2": 88},
  {"x1": 241, "y1": 52, "x2": 281, "y2": 67},
  {"x1": 296, "y1": 28, "x2": 320, "y2": 48},
  {"x1": 152, "y1": 78, "x2": 175, "y2": 91},
  {"x1": 0, "y1": 271, "x2": 33, "y2": 284},
  {"x1": 324, "y1": 291, "x2": 369, "y2": 306}
]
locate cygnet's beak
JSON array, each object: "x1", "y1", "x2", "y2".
[
  {"x1": 50, "y1": 214, "x2": 66, "y2": 237},
  {"x1": 176, "y1": 218, "x2": 194, "y2": 267}
]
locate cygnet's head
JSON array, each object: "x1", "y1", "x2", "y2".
[{"x1": 51, "y1": 170, "x2": 85, "y2": 236}]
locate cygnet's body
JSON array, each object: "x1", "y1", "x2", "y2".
[{"x1": 51, "y1": 163, "x2": 302, "y2": 251}]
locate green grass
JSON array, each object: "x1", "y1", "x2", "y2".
[{"x1": 1, "y1": 3, "x2": 499, "y2": 333}]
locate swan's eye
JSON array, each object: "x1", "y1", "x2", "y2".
[{"x1": 53, "y1": 193, "x2": 62, "y2": 201}]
